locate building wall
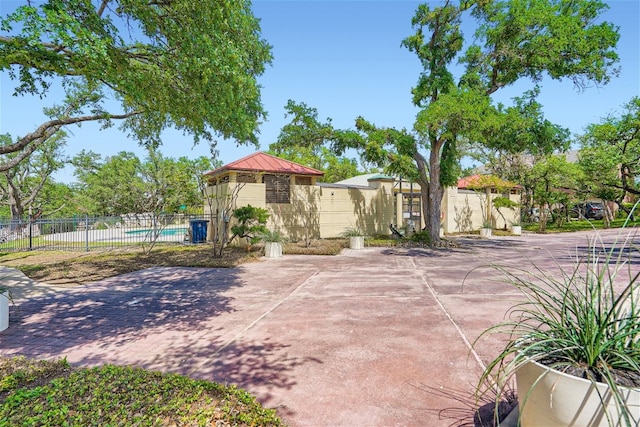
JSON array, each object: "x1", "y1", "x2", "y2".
[
  {"x1": 445, "y1": 188, "x2": 521, "y2": 233},
  {"x1": 204, "y1": 179, "x2": 396, "y2": 241},
  {"x1": 204, "y1": 178, "x2": 521, "y2": 242},
  {"x1": 317, "y1": 182, "x2": 395, "y2": 238},
  {"x1": 267, "y1": 184, "x2": 322, "y2": 241}
]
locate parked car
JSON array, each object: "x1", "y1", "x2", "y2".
[{"x1": 570, "y1": 202, "x2": 605, "y2": 220}]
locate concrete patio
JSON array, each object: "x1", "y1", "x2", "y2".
[{"x1": 1, "y1": 228, "x2": 637, "y2": 426}]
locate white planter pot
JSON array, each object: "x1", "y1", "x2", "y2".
[
  {"x1": 511, "y1": 225, "x2": 522, "y2": 236},
  {"x1": 480, "y1": 228, "x2": 492, "y2": 238},
  {"x1": 264, "y1": 242, "x2": 283, "y2": 258},
  {"x1": 516, "y1": 358, "x2": 640, "y2": 426},
  {"x1": 0, "y1": 290, "x2": 9, "y2": 332},
  {"x1": 349, "y1": 236, "x2": 364, "y2": 250}
]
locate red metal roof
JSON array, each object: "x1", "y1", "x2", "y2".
[
  {"x1": 205, "y1": 152, "x2": 324, "y2": 177},
  {"x1": 458, "y1": 174, "x2": 522, "y2": 189}
]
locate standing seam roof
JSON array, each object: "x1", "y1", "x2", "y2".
[{"x1": 205, "y1": 152, "x2": 324, "y2": 177}]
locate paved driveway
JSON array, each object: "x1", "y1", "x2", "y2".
[{"x1": 1, "y1": 229, "x2": 638, "y2": 426}]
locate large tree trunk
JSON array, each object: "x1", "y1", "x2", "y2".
[
  {"x1": 428, "y1": 145, "x2": 445, "y2": 244},
  {"x1": 414, "y1": 141, "x2": 444, "y2": 244},
  {"x1": 5, "y1": 175, "x2": 24, "y2": 222},
  {"x1": 414, "y1": 152, "x2": 430, "y2": 223}
]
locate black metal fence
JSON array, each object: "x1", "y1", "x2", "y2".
[{"x1": 0, "y1": 214, "x2": 212, "y2": 252}]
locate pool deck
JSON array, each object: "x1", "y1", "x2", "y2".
[{"x1": 1, "y1": 228, "x2": 638, "y2": 426}]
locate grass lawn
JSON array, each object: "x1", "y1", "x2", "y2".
[
  {"x1": 0, "y1": 357, "x2": 282, "y2": 426},
  {"x1": 523, "y1": 217, "x2": 638, "y2": 233}
]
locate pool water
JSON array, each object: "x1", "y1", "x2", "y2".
[{"x1": 125, "y1": 227, "x2": 187, "y2": 236}]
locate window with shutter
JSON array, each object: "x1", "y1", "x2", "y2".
[
  {"x1": 296, "y1": 176, "x2": 312, "y2": 185},
  {"x1": 264, "y1": 174, "x2": 290, "y2": 203},
  {"x1": 237, "y1": 173, "x2": 256, "y2": 183}
]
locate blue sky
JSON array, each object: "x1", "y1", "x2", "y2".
[{"x1": 1, "y1": 0, "x2": 639, "y2": 183}]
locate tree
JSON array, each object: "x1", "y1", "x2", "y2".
[
  {"x1": 165, "y1": 156, "x2": 215, "y2": 214},
  {"x1": 268, "y1": 100, "x2": 362, "y2": 183},
  {"x1": 0, "y1": 0, "x2": 272, "y2": 169},
  {"x1": 136, "y1": 149, "x2": 215, "y2": 252},
  {"x1": 202, "y1": 179, "x2": 245, "y2": 258},
  {"x1": 493, "y1": 196, "x2": 519, "y2": 230},
  {"x1": 466, "y1": 174, "x2": 519, "y2": 229},
  {"x1": 578, "y1": 97, "x2": 640, "y2": 219},
  {"x1": 72, "y1": 150, "x2": 146, "y2": 215},
  {"x1": 527, "y1": 154, "x2": 582, "y2": 231},
  {"x1": 140, "y1": 148, "x2": 210, "y2": 215},
  {"x1": 230, "y1": 205, "x2": 269, "y2": 245},
  {"x1": 475, "y1": 96, "x2": 572, "y2": 222},
  {"x1": 338, "y1": 0, "x2": 619, "y2": 244},
  {"x1": 0, "y1": 132, "x2": 67, "y2": 220},
  {"x1": 72, "y1": 149, "x2": 212, "y2": 216},
  {"x1": 35, "y1": 181, "x2": 78, "y2": 218}
]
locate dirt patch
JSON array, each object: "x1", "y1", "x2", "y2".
[
  {"x1": 0, "y1": 239, "x2": 348, "y2": 286},
  {"x1": 0, "y1": 245, "x2": 262, "y2": 286}
]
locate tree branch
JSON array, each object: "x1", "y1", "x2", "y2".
[
  {"x1": 0, "y1": 111, "x2": 142, "y2": 173},
  {"x1": 97, "y1": 0, "x2": 110, "y2": 17}
]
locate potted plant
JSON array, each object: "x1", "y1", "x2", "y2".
[
  {"x1": 341, "y1": 227, "x2": 366, "y2": 250},
  {"x1": 510, "y1": 219, "x2": 522, "y2": 236},
  {"x1": 0, "y1": 287, "x2": 12, "y2": 332},
  {"x1": 480, "y1": 219, "x2": 492, "y2": 238},
  {"x1": 260, "y1": 229, "x2": 286, "y2": 258},
  {"x1": 474, "y1": 234, "x2": 640, "y2": 426}
]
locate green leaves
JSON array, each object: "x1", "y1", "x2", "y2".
[
  {"x1": 0, "y1": 361, "x2": 282, "y2": 426},
  {"x1": 70, "y1": 150, "x2": 212, "y2": 215},
  {"x1": 350, "y1": 118, "x2": 420, "y2": 181},
  {"x1": 268, "y1": 100, "x2": 364, "y2": 183},
  {"x1": 1, "y1": 0, "x2": 272, "y2": 147},
  {"x1": 578, "y1": 97, "x2": 640, "y2": 201},
  {"x1": 468, "y1": 0, "x2": 619, "y2": 92},
  {"x1": 487, "y1": 88, "x2": 571, "y2": 155},
  {"x1": 401, "y1": 3, "x2": 465, "y2": 107},
  {"x1": 231, "y1": 204, "x2": 270, "y2": 244}
]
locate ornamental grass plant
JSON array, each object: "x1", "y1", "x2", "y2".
[
  {"x1": 340, "y1": 226, "x2": 365, "y2": 238},
  {"x1": 259, "y1": 228, "x2": 287, "y2": 243},
  {"x1": 474, "y1": 230, "x2": 640, "y2": 426}
]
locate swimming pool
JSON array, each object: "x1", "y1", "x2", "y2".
[{"x1": 125, "y1": 227, "x2": 187, "y2": 236}]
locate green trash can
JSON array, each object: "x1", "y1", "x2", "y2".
[{"x1": 190, "y1": 220, "x2": 209, "y2": 243}]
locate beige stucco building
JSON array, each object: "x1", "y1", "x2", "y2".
[{"x1": 203, "y1": 152, "x2": 521, "y2": 242}]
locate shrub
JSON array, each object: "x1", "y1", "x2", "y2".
[
  {"x1": 230, "y1": 205, "x2": 270, "y2": 244},
  {"x1": 0, "y1": 358, "x2": 282, "y2": 426}
]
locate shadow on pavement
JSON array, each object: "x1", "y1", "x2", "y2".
[
  {"x1": 1, "y1": 265, "x2": 317, "y2": 421},
  {"x1": 5, "y1": 267, "x2": 242, "y2": 355}
]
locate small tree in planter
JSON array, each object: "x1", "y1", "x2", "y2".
[
  {"x1": 474, "y1": 232, "x2": 640, "y2": 426},
  {"x1": 493, "y1": 196, "x2": 520, "y2": 231},
  {"x1": 230, "y1": 205, "x2": 270, "y2": 249}
]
